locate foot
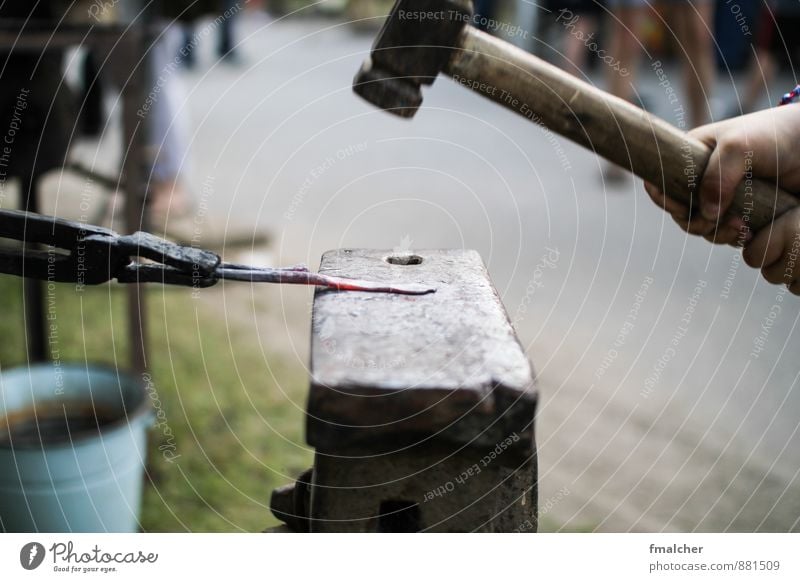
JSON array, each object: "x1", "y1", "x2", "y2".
[{"x1": 149, "y1": 179, "x2": 193, "y2": 221}]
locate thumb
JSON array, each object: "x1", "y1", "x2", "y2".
[{"x1": 692, "y1": 128, "x2": 751, "y2": 222}]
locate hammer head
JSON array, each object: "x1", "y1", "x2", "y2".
[{"x1": 353, "y1": 0, "x2": 473, "y2": 118}]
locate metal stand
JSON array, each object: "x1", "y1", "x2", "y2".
[
  {"x1": 21, "y1": 174, "x2": 45, "y2": 362},
  {"x1": 0, "y1": 20, "x2": 153, "y2": 374}
]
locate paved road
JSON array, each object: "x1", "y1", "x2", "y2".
[{"x1": 172, "y1": 16, "x2": 800, "y2": 531}]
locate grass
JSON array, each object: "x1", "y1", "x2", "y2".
[{"x1": 0, "y1": 275, "x2": 312, "y2": 532}]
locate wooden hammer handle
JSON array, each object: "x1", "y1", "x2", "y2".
[{"x1": 447, "y1": 27, "x2": 798, "y2": 231}]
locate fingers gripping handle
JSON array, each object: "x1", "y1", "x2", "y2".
[
  {"x1": 729, "y1": 177, "x2": 799, "y2": 231},
  {"x1": 446, "y1": 26, "x2": 798, "y2": 231}
]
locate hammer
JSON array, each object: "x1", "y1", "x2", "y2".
[{"x1": 353, "y1": 0, "x2": 797, "y2": 231}]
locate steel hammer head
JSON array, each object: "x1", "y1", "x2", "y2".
[{"x1": 353, "y1": 0, "x2": 473, "y2": 117}]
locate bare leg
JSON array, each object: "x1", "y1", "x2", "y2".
[
  {"x1": 605, "y1": 5, "x2": 646, "y2": 180},
  {"x1": 674, "y1": 1, "x2": 715, "y2": 127},
  {"x1": 563, "y1": 14, "x2": 598, "y2": 78},
  {"x1": 607, "y1": 6, "x2": 646, "y2": 103},
  {"x1": 147, "y1": 24, "x2": 193, "y2": 218},
  {"x1": 741, "y1": 48, "x2": 776, "y2": 113}
]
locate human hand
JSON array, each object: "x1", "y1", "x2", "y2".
[{"x1": 644, "y1": 105, "x2": 800, "y2": 292}]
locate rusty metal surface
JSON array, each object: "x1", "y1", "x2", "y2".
[
  {"x1": 310, "y1": 443, "x2": 536, "y2": 532},
  {"x1": 306, "y1": 248, "x2": 537, "y2": 454},
  {"x1": 269, "y1": 468, "x2": 313, "y2": 533}
]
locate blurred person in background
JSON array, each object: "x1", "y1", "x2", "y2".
[
  {"x1": 605, "y1": 0, "x2": 714, "y2": 126},
  {"x1": 145, "y1": 21, "x2": 195, "y2": 225},
  {"x1": 603, "y1": 0, "x2": 647, "y2": 180},
  {"x1": 74, "y1": 0, "x2": 215, "y2": 232},
  {"x1": 605, "y1": 0, "x2": 646, "y2": 107},
  {"x1": 218, "y1": 0, "x2": 242, "y2": 63},
  {"x1": 604, "y1": 0, "x2": 715, "y2": 179},
  {"x1": 181, "y1": 0, "x2": 244, "y2": 69},
  {"x1": 607, "y1": 0, "x2": 715, "y2": 127},
  {"x1": 474, "y1": 0, "x2": 498, "y2": 31},
  {"x1": 734, "y1": 1, "x2": 781, "y2": 115},
  {"x1": 143, "y1": 0, "x2": 247, "y2": 235},
  {"x1": 556, "y1": 0, "x2": 607, "y2": 79},
  {"x1": 735, "y1": 3, "x2": 775, "y2": 116},
  {"x1": 670, "y1": 0, "x2": 716, "y2": 128}
]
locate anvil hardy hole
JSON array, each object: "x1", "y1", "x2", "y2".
[
  {"x1": 377, "y1": 500, "x2": 421, "y2": 533},
  {"x1": 385, "y1": 254, "x2": 423, "y2": 266}
]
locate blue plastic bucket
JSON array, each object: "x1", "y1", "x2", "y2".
[{"x1": 0, "y1": 364, "x2": 152, "y2": 532}]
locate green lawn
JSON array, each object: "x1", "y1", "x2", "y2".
[{"x1": 0, "y1": 276, "x2": 312, "y2": 532}]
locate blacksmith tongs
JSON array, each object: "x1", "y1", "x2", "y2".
[{"x1": 0, "y1": 210, "x2": 435, "y2": 295}]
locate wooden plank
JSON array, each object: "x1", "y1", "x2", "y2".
[{"x1": 306, "y1": 249, "x2": 537, "y2": 455}]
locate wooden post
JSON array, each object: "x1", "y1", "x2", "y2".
[
  {"x1": 271, "y1": 249, "x2": 538, "y2": 532},
  {"x1": 119, "y1": 22, "x2": 150, "y2": 377},
  {"x1": 21, "y1": 173, "x2": 46, "y2": 362}
]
